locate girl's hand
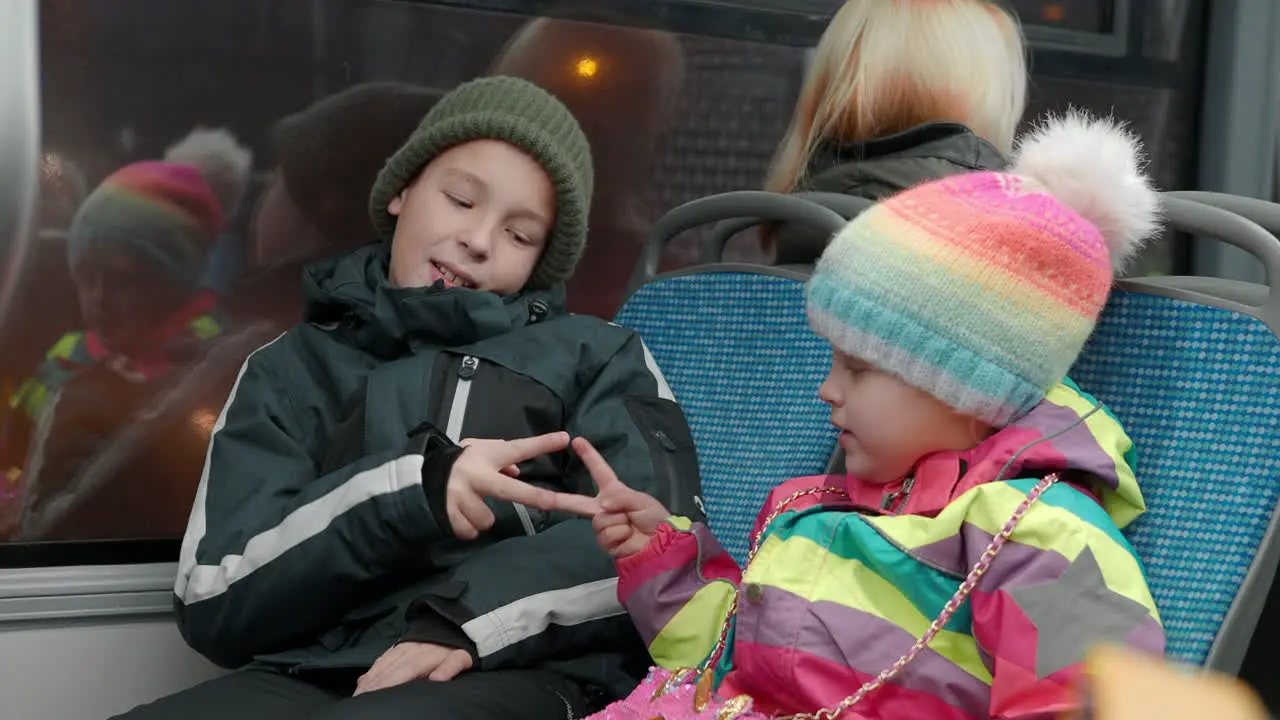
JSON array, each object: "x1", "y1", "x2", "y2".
[{"x1": 567, "y1": 436, "x2": 671, "y2": 557}]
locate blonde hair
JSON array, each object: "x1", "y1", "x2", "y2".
[{"x1": 765, "y1": 0, "x2": 1027, "y2": 194}]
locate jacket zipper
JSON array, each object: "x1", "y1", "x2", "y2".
[
  {"x1": 510, "y1": 300, "x2": 550, "y2": 536},
  {"x1": 444, "y1": 355, "x2": 477, "y2": 444},
  {"x1": 445, "y1": 354, "x2": 536, "y2": 536},
  {"x1": 880, "y1": 476, "x2": 915, "y2": 513}
]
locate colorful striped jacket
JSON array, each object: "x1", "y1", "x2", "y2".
[
  {"x1": 0, "y1": 291, "x2": 225, "y2": 525},
  {"x1": 7, "y1": 290, "x2": 224, "y2": 428},
  {"x1": 616, "y1": 381, "x2": 1164, "y2": 719}
]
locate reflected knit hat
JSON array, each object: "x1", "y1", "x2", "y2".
[
  {"x1": 274, "y1": 82, "x2": 444, "y2": 242},
  {"x1": 369, "y1": 76, "x2": 594, "y2": 289},
  {"x1": 807, "y1": 111, "x2": 1162, "y2": 426},
  {"x1": 68, "y1": 129, "x2": 252, "y2": 286}
]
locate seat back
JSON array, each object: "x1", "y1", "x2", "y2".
[
  {"x1": 1069, "y1": 195, "x2": 1280, "y2": 673},
  {"x1": 618, "y1": 192, "x2": 851, "y2": 561},
  {"x1": 698, "y1": 192, "x2": 875, "y2": 265},
  {"x1": 625, "y1": 190, "x2": 850, "y2": 297},
  {"x1": 616, "y1": 266, "x2": 838, "y2": 561}
]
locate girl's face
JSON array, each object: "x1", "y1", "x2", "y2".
[
  {"x1": 71, "y1": 247, "x2": 193, "y2": 355},
  {"x1": 818, "y1": 350, "x2": 989, "y2": 485}
]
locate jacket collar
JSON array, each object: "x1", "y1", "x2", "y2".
[
  {"x1": 838, "y1": 381, "x2": 1146, "y2": 529},
  {"x1": 302, "y1": 243, "x2": 565, "y2": 354}
]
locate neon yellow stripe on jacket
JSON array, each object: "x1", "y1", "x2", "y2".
[
  {"x1": 869, "y1": 482, "x2": 1160, "y2": 621},
  {"x1": 648, "y1": 579, "x2": 736, "y2": 670},
  {"x1": 745, "y1": 530, "x2": 993, "y2": 684}
]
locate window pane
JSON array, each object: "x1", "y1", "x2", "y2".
[
  {"x1": 4, "y1": 0, "x2": 1201, "y2": 562},
  {"x1": 3, "y1": 0, "x2": 799, "y2": 559},
  {"x1": 1142, "y1": 0, "x2": 1199, "y2": 62},
  {"x1": 1022, "y1": 77, "x2": 1199, "y2": 276},
  {"x1": 1008, "y1": 0, "x2": 1117, "y2": 34}
]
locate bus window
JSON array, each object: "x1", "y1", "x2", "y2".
[
  {"x1": 1022, "y1": 78, "x2": 1197, "y2": 276},
  {"x1": 1015, "y1": 0, "x2": 1207, "y2": 277},
  {"x1": 0, "y1": 0, "x2": 1208, "y2": 565},
  {"x1": 0, "y1": 0, "x2": 793, "y2": 562},
  {"x1": 1143, "y1": 0, "x2": 1197, "y2": 61}
]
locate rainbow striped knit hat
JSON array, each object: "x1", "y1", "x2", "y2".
[
  {"x1": 68, "y1": 129, "x2": 251, "y2": 286},
  {"x1": 807, "y1": 111, "x2": 1162, "y2": 426}
]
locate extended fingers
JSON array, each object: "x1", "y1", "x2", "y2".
[
  {"x1": 571, "y1": 437, "x2": 627, "y2": 497},
  {"x1": 471, "y1": 471, "x2": 563, "y2": 511},
  {"x1": 495, "y1": 431, "x2": 571, "y2": 466},
  {"x1": 550, "y1": 491, "x2": 603, "y2": 518}
]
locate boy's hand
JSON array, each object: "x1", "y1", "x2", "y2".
[
  {"x1": 447, "y1": 431, "x2": 585, "y2": 540},
  {"x1": 353, "y1": 642, "x2": 472, "y2": 695},
  {"x1": 567, "y1": 436, "x2": 670, "y2": 557}
]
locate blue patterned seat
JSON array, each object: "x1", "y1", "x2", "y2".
[
  {"x1": 619, "y1": 191, "x2": 1280, "y2": 677},
  {"x1": 615, "y1": 267, "x2": 838, "y2": 562},
  {"x1": 1071, "y1": 290, "x2": 1280, "y2": 667},
  {"x1": 1069, "y1": 194, "x2": 1280, "y2": 673}
]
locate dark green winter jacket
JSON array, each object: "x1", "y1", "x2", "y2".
[
  {"x1": 173, "y1": 243, "x2": 704, "y2": 699},
  {"x1": 774, "y1": 122, "x2": 1007, "y2": 265}
]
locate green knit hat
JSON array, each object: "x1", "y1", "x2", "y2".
[{"x1": 369, "y1": 76, "x2": 594, "y2": 289}]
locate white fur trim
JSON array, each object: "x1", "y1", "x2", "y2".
[
  {"x1": 163, "y1": 127, "x2": 254, "y2": 214},
  {"x1": 1011, "y1": 108, "x2": 1162, "y2": 271}
]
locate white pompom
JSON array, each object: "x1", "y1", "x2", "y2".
[
  {"x1": 1010, "y1": 109, "x2": 1162, "y2": 271},
  {"x1": 163, "y1": 127, "x2": 254, "y2": 215}
]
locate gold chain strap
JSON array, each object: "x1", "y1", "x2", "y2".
[{"x1": 692, "y1": 486, "x2": 850, "y2": 680}]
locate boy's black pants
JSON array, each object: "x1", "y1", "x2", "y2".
[{"x1": 109, "y1": 666, "x2": 586, "y2": 720}]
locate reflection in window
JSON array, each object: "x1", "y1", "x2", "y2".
[
  {"x1": 488, "y1": 14, "x2": 694, "y2": 318},
  {"x1": 1008, "y1": 0, "x2": 1116, "y2": 34},
  {"x1": 1142, "y1": 0, "x2": 1199, "y2": 61},
  {"x1": 5, "y1": 0, "x2": 1203, "y2": 560},
  {"x1": 1022, "y1": 78, "x2": 1194, "y2": 276}
]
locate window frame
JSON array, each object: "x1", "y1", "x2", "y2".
[
  {"x1": 404, "y1": 0, "x2": 1135, "y2": 54},
  {"x1": 0, "y1": 0, "x2": 1207, "y2": 621},
  {"x1": 0, "y1": 562, "x2": 175, "y2": 621}
]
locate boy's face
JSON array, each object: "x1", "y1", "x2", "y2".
[
  {"x1": 819, "y1": 350, "x2": 988, "y2": 485},
  {"x1": 386, "y1": 139, "x2": 555, "y2": 295}
]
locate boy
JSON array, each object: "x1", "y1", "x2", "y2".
[{"x1": 117, "y1": 77, "x2": 704, "y2": 719}]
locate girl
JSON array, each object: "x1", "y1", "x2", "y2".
[
  {"x1": 0, "y1": 130, "x2": 253, "y2": 540},
  {"x1": 755, "y1": 0, "x2": 1026, "y2": 266},
  {"x1": 559, "y1": 111, "x2": 1166, "y2": 719}
]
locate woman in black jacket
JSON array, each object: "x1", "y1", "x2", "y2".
[{"x1": 754, "y1": 0, "x2": 1028, "y2": 266}]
